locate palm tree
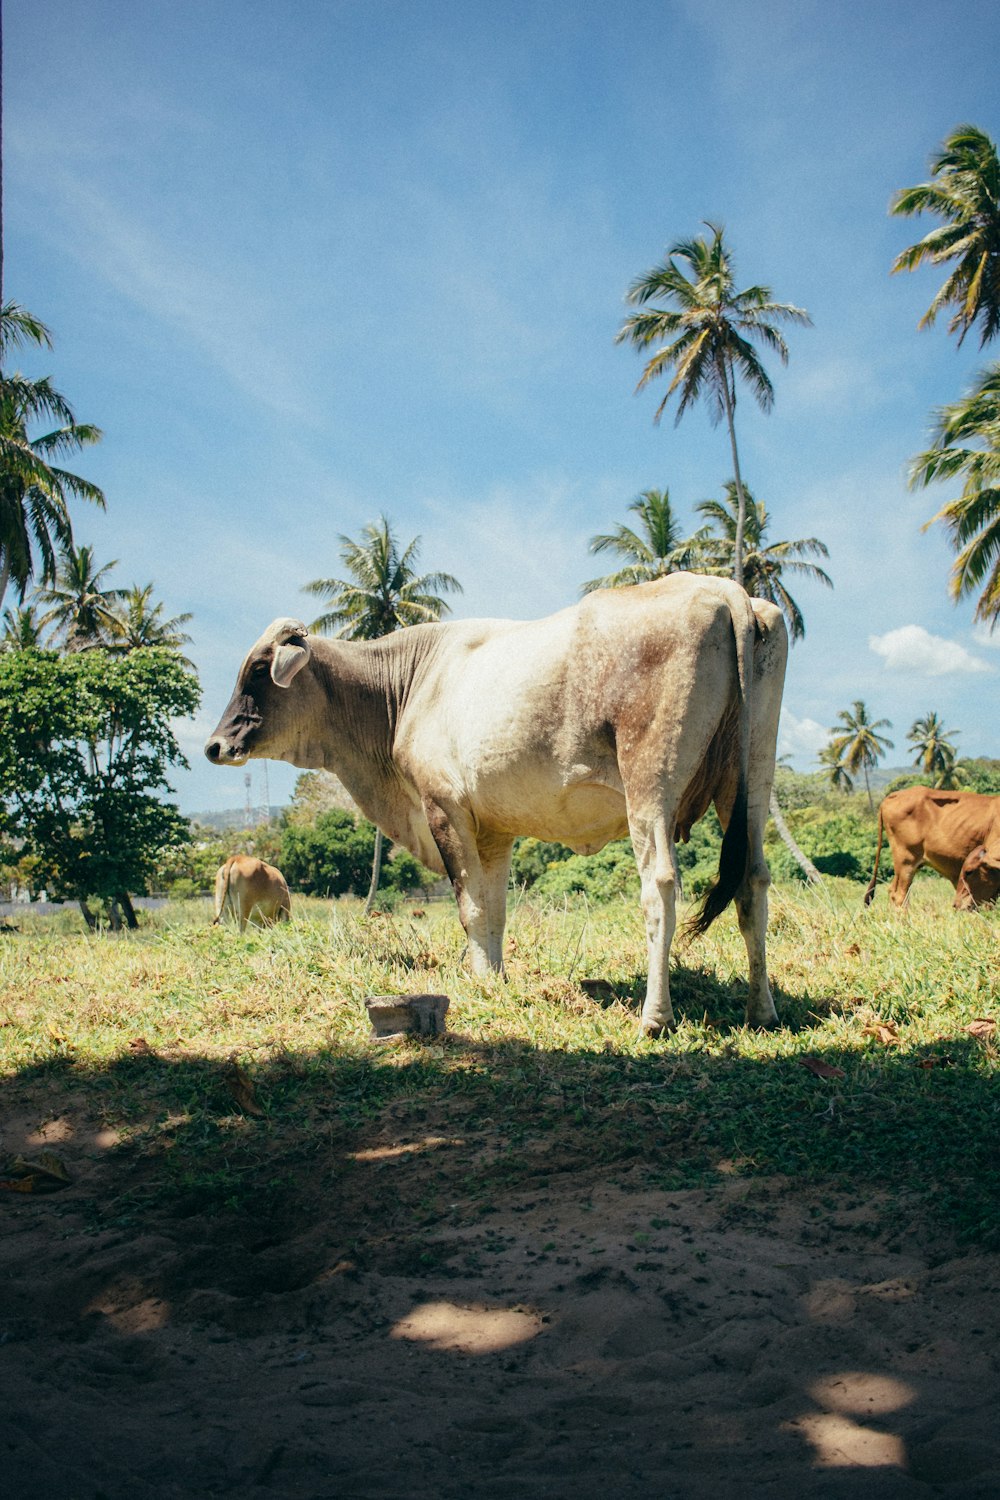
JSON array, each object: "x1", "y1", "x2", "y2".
[
  {"x1": 0, "y1": 303, "x2": 105, "y2": 611},
  {"x1": 305, "y1": 515, "x2": 462, "y2": 909},
  {"x1": 0, "y1": 600, "x2": 45, "y2": 650},
  {"x1": 693, "y1": 481, "x2": 832, "y2": 639},
  {"x1": 304, "y1": 515, "x2": 462, "y2": 640},
  {"x1": 817, "y1": 741, "x2": 853, "y2": 793},
  {"x1": 828, "y1": 702, "x2": 894, "y2": 813},
  {"x1": 615, "y1": 223, "x2": 810, "y2": 587},
  {"x1": 582, "y1": 487, "x2": 703, "y2": 592},
  {"x1": 891, "y1": 124, "x2": 1000, "y2": 348},
  {"x1": 907, "y1": 712, "x2": 961, "y2": 787},
  {"x1": 109, "y1": 583, "x2": 194, "y2": 663},
  {"x1": 37, "y1": 543, "x2": 126, "y2": 651},
  {"x1": 910, "y1": 364, "x2": 1000, "y2": 623}
]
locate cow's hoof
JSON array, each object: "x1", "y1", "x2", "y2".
[{"x1": 639, "y1": 1018, "x2": 676, "y2": 1040}]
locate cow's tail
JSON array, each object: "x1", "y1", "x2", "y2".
[
  {"x1": 685, "y1": 591, "x2": 754, "y2": 940},
  {"x1": 863, "y1": 808, "x2": 885, "y2": 906},
  {"x1": 212, "y1": 860, "x2": 233, "y2": 926}
]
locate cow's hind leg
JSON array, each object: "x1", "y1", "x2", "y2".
[
  {"x1": 628, "y1": 806, "x2": 679, "y2": 1037},
  {"x1": 888, "y1": 855, "x2": 919, "y2": 908},
  {"x1": 734, "y1": 831, "x2": 779, "y2": 1028}
]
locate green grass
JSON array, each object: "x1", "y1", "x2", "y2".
[{"x1": 1, "y1": 881, "x2": 998, "y2": 1246}]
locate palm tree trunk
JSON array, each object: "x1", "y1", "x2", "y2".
[
  {"x1": 863, "y1": 765, "x2": 873, "y2": 814},
  {"x1": 769, "y1": 787, "x2": 822, "y2": 884},
  {"x1": 364, "y1": 828, "x2": 384, "y2": 915},
  {"x1": 718, "y1": 357, "x2": 746, "y2": 590},
  {"x1": 0, "y1": 551, "x2": 10, "y2": 617}
]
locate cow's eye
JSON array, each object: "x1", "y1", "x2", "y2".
[{"x1": 250, "y1": 661, "x2": 270, "y2": 680}]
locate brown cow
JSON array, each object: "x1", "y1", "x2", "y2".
[
  {"x1": 864, "y1": 786, "x2": 1000, "y2": 909},
  {"x1": 213, "y1": 855, "x2": 291, "y2": 932},
  {"x1": 954, "y1": 841, "x2": 1000, "y2": 910}
]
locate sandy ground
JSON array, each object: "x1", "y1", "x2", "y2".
[{"x1": 3, "y1": 1095, "x2": 1000, "y2": 1500}]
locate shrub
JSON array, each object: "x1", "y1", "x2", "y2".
[
  {"x1": 533, "y1": 841, "x2": 639, "y2": 902},
  {"x1": 510, "y1": 837, "x2": 577, "y2": 887},
  {"x1": 280, "y1": 808, "x2": 431, "y2": 897}
]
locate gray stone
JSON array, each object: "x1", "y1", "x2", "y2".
[{"x1": 365, "y1": 993, "x2": 450, "y2": 1040}]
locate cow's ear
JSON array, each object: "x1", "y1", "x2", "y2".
[{"x1": 271, "y1": 633, "x2": 311, "y2": 688}]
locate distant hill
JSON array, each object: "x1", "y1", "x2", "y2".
[{"x1": 186, "y1": 807, "x2": 284, "y2": 831}]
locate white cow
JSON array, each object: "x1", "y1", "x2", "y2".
[{"x1": 205, "y1": 574, "x2": 787, "y2": 1034}]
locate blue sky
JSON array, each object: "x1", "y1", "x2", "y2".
[{"x1": 6, "y1": 0, "x2": 1000, "y2": 813}]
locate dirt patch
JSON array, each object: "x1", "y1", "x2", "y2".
[{"x1": 2, "y1": 1098, "x2": 999, "y2": 1498}]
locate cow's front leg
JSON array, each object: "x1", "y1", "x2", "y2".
[
  {"x1": 628, "y1": 810, "x2": 678, "y2": 1037},
  {"x1": 478, "y1": 835, "x2": 515, "y2": 971},
  {"x1": 423, "y1": 797, "x2": 497, "y2": 975}
]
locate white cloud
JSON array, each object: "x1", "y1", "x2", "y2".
[
  {"x1": 972, "y1": 621, "x2": 1000, "y2": 650},
  {"x1": 778, "y1": 711, "x2": 828, "y2": 766},
  {"x1": 868, "y1": 625, "x2": 993, "y2": 677}
]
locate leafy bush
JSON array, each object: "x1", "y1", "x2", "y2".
[
  {"x1": 764, "y1": 804, "x2": 883, "y2": 885},
  {"x1": 510, "y1": 838, "x2": 577, "y2": 887},
  {"x1": 533, "y1": 841, "x2": 639, "y2": 902},
  {"x1": 279, "y1": 808, "x2": 428, "y2": 898}
]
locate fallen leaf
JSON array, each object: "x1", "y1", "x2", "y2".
[
  {"x1": 966, "y1": 1018, "x2": 996, "y2": 1041},
  {"x1": 223, "y1": 1058, "x2": 264, "y2": 1117},
  {"x1": 916, "y1": 1055, "x2": 954, "y2": 1070},
  {"x1": 845, "y1": 943, "x2": 861, "y2": 958},
  {"x1": 0, "y1": 1152, "x2": 72, "y2": 1194},
  {"x1": 128, "y1": 1037, "x2": 153, "y2": 1055},
  {"x1": 863, "y1": 1022, "x2": 900, "y2": 1047},
  {"x1": 799, "y1": 1056, "x2": 846, "y2": 1080}
]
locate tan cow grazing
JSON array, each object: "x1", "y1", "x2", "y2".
[
  {"x1": 213, "y1": 855, "x2": 291, "y2": 932},
  {"x1": 864, "y1": 785, "x2": 1000, "y2": 909},
  {"x1": 954, "y1": 841, "x2": 1000, "y2": 910},
  {"x1": 205, "y1": 575, "x2": 788, "y2": 1035}
]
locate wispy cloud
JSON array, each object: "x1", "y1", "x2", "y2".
[
  {"x1": 972, "y1": 621, "x2": 1000, "y2": 650},
  {"x1": 422, "y1": 477, "x2": 594, "y2": 620},
  {"x1": 13, "y1": 151, "x2": 320, "y2": 427},
  {"x1": 869, "y1": 625, "x2": 993, "y2": 676}
]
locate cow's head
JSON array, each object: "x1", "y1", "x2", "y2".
[
  {"x1": 205, "y1": 618, "x2": 320, "y2": 768},
  {"x1": 953, "y1": 841, "x2": 1000, "y2": 910}
]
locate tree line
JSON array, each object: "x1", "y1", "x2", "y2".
[{"x1": 1, "y1": 121, "x2": 997, "y2": 918}]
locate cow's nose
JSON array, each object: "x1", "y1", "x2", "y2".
[{"x1": 205, "y1": 738, "x2": 223, "y2": 762}]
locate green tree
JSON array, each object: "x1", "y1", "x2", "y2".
[
  {"x1": 304, "y1": 514, "x2": 462, "y2": 907},
  {"x1": 891, "y1": 124, "x2": 1000, "y2": 348},
  {"x1": 0, "y1": 303, "x2": 105, "y2": 610},
  {"x1": 907, "y1": 711, "x2": 961, "y2": 787},
  {"x1": 582, "y1": 487, "x2": 701, "y2": 592},
  {"x1": 1, "y1": 600, "x2": 44, "y2": 650},
  {"x1": 616, "y1": 223, "x2": 810, "y2": 587},
  {"x1": 817, "y1": 741, "x2": 854, "y2": 793},
  {"x1": 827, "y1": 701, "x2": 894, "y2": 812},
  {"x1": 109, "y1": 583, "x2": 194, "y2": 662},
  {"x1": 910, "y1": 364, "x2": 1000, "y2": 623},
  {"x1": 0, "y1": 647, "x2": 200, "y2": 927},
  {"x1": 37, "y1": 542, "x2": 125, "y2": 650},
  {"x1": 693, "y1": 481, "x2": 832, "y2": 639},
  {"x1": 304, "y1": 514, "x2": 462, "y2": 638},
  {"x1": 279, "y1": 807, "x2": 426, "y2": 900}
]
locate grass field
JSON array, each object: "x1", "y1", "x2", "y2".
[{"x1": 2, "y1": 880, "x2": 998, "y2": 1246}]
